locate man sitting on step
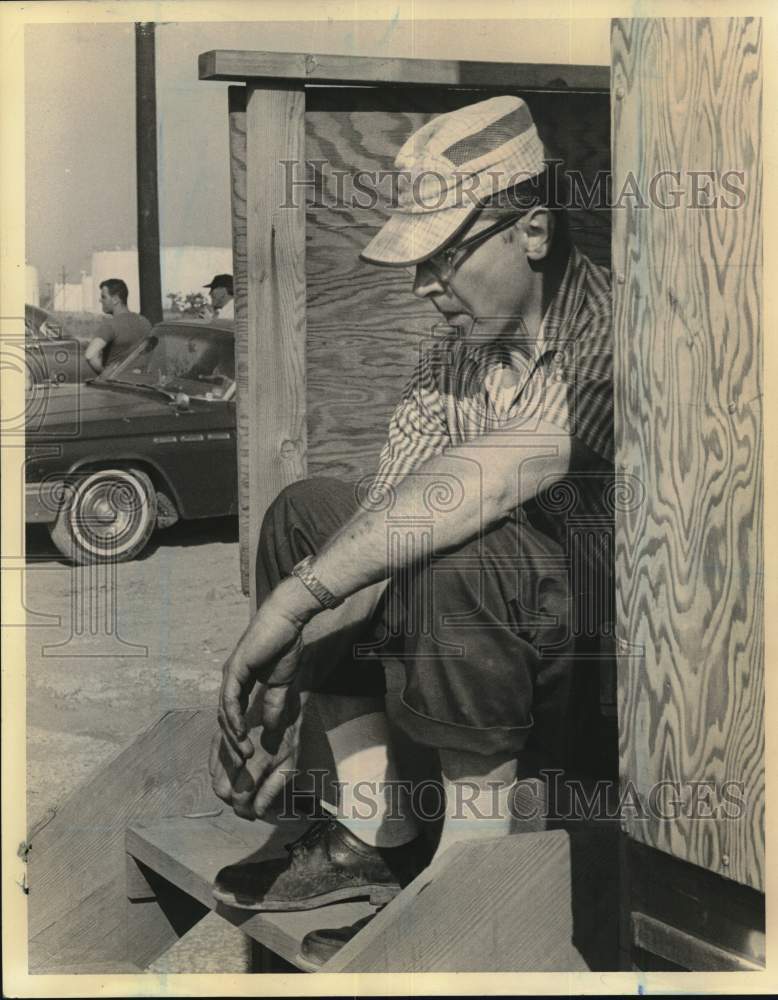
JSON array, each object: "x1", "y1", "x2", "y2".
[{"x1": 209, "y1": 94, "x2": 614, "y2": 966}]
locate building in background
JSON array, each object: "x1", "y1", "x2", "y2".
[
  {"x1": 88, "y1": 245, "x2": 233, "y2": 314},
  {"x1": 41, "y1": 246, "x2": 233, "y2": 315},
  {"x1": 53, "y1": 276, "x2": 87, "y2": 311},
  {"x1": 26, "y1": 264, "x2": 40, "y2": 306}
]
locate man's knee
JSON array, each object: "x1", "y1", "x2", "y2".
[
  {"x1": 256, "y1": 477, "x2": 360, "y2": 595},
  {"x1": 270, "y1": 477, "x2": 333, "y2": 514}
]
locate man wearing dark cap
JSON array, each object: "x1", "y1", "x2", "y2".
[
  {"x1": 203, "y1": 273, "x2": 234, "y2": 319},
  {"x1": 210, "y1": 96, "x2": 613, "y2": 965}
]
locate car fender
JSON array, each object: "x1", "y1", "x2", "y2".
[{"x1": 65, "y1": 453, "x2": 192, "y2": 519}]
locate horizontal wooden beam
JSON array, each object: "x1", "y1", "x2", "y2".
[
  {"x1": 626, "y1": 839, "x2": 765, "y2": 969},
  {"x1": 199, "y1": 49, "x2": 610, "y2": 91},
  {"x1": 632, "y1": 912, "x2": 764, "y2": 972}
]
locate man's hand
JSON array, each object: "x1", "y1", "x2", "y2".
[
  {"x1": 212, "y1": 576, "x2": 323, "y2": 816},
  {"x1": 217, "y1": 598, "x2": 306, "y2": 763},
  {"x1": 210, "y1": 680, "x2": 306, "y2": 819}
]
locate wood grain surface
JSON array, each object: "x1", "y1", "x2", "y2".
[
  {"x1": 126, "y1": 813, "x2": 376, "y2": 968},
  {"x1": 27, "y1": 709, "x2": 221, "y2": 971},
  {"x1": 228, "y1": 86, "x2": 250, "y2": 594},
  {"x1": 199, "y1": 49, "x2": 610, "y2": 91},
  {"x1": 611, "y1": 18, "x2": 763, "y2": 890},
  {"x1": 631, "y1": 912, "x2": 763, "y2": 971},
  {"x1": 325, "y1": 828, "x2": 619, "y2": 972},
  {"x1": 245, "y1": 83, "x2": 308, "y2": 610}
]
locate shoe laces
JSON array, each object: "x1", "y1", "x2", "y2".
[{"x1": 283, "y1": 818, "x2": 332, "y2": 859}]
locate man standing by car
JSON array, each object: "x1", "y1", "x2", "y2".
[
  {"x1": 202, "y1": 273, "x2": 234, "y2": 320},
  {"x1": 85, "y1": 278, "x2": 151, "y2": 374}
]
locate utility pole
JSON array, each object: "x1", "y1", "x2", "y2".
[{"x1": 135, "y1": 22, "x2": 163, "y2": 324}]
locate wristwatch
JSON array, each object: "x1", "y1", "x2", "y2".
[{"x1": 290, "y1": 555, "x2": 343, "y2": 610}]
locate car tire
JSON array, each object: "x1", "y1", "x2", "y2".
[{"x1": 48, "y1": 468, "x2": 158, "y2": 564}]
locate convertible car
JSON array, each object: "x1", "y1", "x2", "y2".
[{"x1": 24, "y1": 304, "x2": 88, "y2": 387}]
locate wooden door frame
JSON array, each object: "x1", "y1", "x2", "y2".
[{"x1": 200, "y1": 49, "x2": 609, "y2": 604}]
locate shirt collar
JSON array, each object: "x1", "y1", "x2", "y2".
[{"x1": 535, "y1": 245, "x2": 589, "y2": 357}]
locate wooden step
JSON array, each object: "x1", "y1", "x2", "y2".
[
  {"x1": 126, "y1": 813, "x2": 620, "y2": 973},
  {"x1": 26, "y1": 704, "x2": 333, "y2": 973},
  {"x1": 125, "y1": 811, "x2": 378, "y2": 970},
  {"x1": 27, "y1": 708, "x2": 222, "y2": 973},
  {"x1": 323, "y1": 827, "x2": 621, "y2": 972}
]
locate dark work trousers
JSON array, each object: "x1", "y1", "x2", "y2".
[{"x1": 256, "y1": 476, "x2": 614, "y2": 775}]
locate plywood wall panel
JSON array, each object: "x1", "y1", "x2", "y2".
[{"x1": 611, "y1": 17, "x2": 763, "y2": 890}]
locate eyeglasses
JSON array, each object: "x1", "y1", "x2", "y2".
[{"x1": 414, "y1": 212, "x2": 526, "y2": 284}]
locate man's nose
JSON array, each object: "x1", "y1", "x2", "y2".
[{"x1": 412, "y1": 262, "x2": 445, "y2": 298}]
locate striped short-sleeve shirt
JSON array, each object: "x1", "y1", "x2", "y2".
[{"x1": 373, "y1": 247, "x2": 613, "y2": 523}]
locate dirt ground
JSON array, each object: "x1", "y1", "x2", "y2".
[
  {"x1": 24, "y1": 515, "x2": 254, "y2": 973},
  {"x1": 25, "y1": 515, "x2": 247, "y2": 824}
]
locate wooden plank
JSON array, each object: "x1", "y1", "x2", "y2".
[
  {"x1": 326, "y1": 829, "x2": 619, "y2": 973},
  {"x1": 228, "y1": 85, "x2": 251, "y2": 595},
  {"x1": 126, "y1": 813, "x2": 377, "y2": 968},
  {"x1": 632, "y1": 912, "x2": 763, "y2": 972},
  {"x1": 199, "y1": 50, "x2": 610, "y2": 91},
  {"x1": 27, "y1": 709, "x2": 221, "y2": 971},
  {"x1": 126, "y1": 853, "x2": 157, "y2": 901},
  {"x1": 126, "y1": 813, "x2": 301, "y2": 910},
  {"x1": 611, "y1": 17, "x2": 764, "y2": 889},
  {"x1": 147, "y1": 910, "x2": 254, "y2": 974},
  {"x1": 626, "y1": 838, "x2": 764, "y2": 968},
  {"x1": 245, "y1": 83, "x2": 307, "y2": 610},
  {"x1": 124, "y1": 863, "x2": 208, "y2": 970},
  {"x1": 34, "y1": 961, "x2": 143, "y2": 975}
]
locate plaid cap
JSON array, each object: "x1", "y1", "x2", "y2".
[{"x1": 361, "y1": 96, "x2": 545, "y2": 268}]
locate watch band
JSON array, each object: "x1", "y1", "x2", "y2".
[{"x1": 290, "y1": 555, "x2": 343, "y2": 610}]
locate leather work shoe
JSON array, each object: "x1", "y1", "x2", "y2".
[
  {"x1": 296, "y1": 913, "x2": 377, "y2": 971},
  {"x1": 212, "y1": 817, "x2": 426, "y2": 911}
]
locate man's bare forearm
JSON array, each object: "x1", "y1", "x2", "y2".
[
  {"x1": 222, "y1": 425, "x2": 569, "y2": 687},
  {"x1": 85, "y1": 340, "x2": 105, "y2": 373},
  {"x1": 311, "y1": 428, "x2": 570, "y2": 606}
]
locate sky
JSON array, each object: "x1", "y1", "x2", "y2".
[{"x1": 24, "y1": 17, "x2": 610, "y2": 292}]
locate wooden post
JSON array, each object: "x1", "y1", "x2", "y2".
[
  {"x1": 135, "y1": 22, "x2": 163, "y2": 325},
  {"x1": 244, "y1": 83, "x2": 307, "y2": 610},
  {"x1": 227, "y1": 87, "x2": 250, "y2": 594},
  {"x1": 611, "y1": 17, "x2": 763, "y2": 890}
]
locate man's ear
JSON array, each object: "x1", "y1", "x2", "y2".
[{"x1": 522, "y1": 207, "x2": 554, "y2": 261}]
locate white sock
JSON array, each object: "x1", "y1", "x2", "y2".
[
  {"x1": 324, "y1": 712, "x2": 419, "y2": 848},
  {"x1": 436, "y1": 779, "x2": 519, "y2": 854}
]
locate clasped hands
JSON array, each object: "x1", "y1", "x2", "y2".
[{"x1": 210, "y1": 579, "x2": 320, "y2": 819}]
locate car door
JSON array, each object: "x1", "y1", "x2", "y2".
[{"x1": 156, "y1": 396, "x2": 238, "y2": 518}]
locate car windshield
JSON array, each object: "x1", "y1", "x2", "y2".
[
  {"x1": 25, "y1": 305, "x2": 64, "y2": 341},
  {"x1": 99, "y1": 326, "x2": 235, "y2": 401}
]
